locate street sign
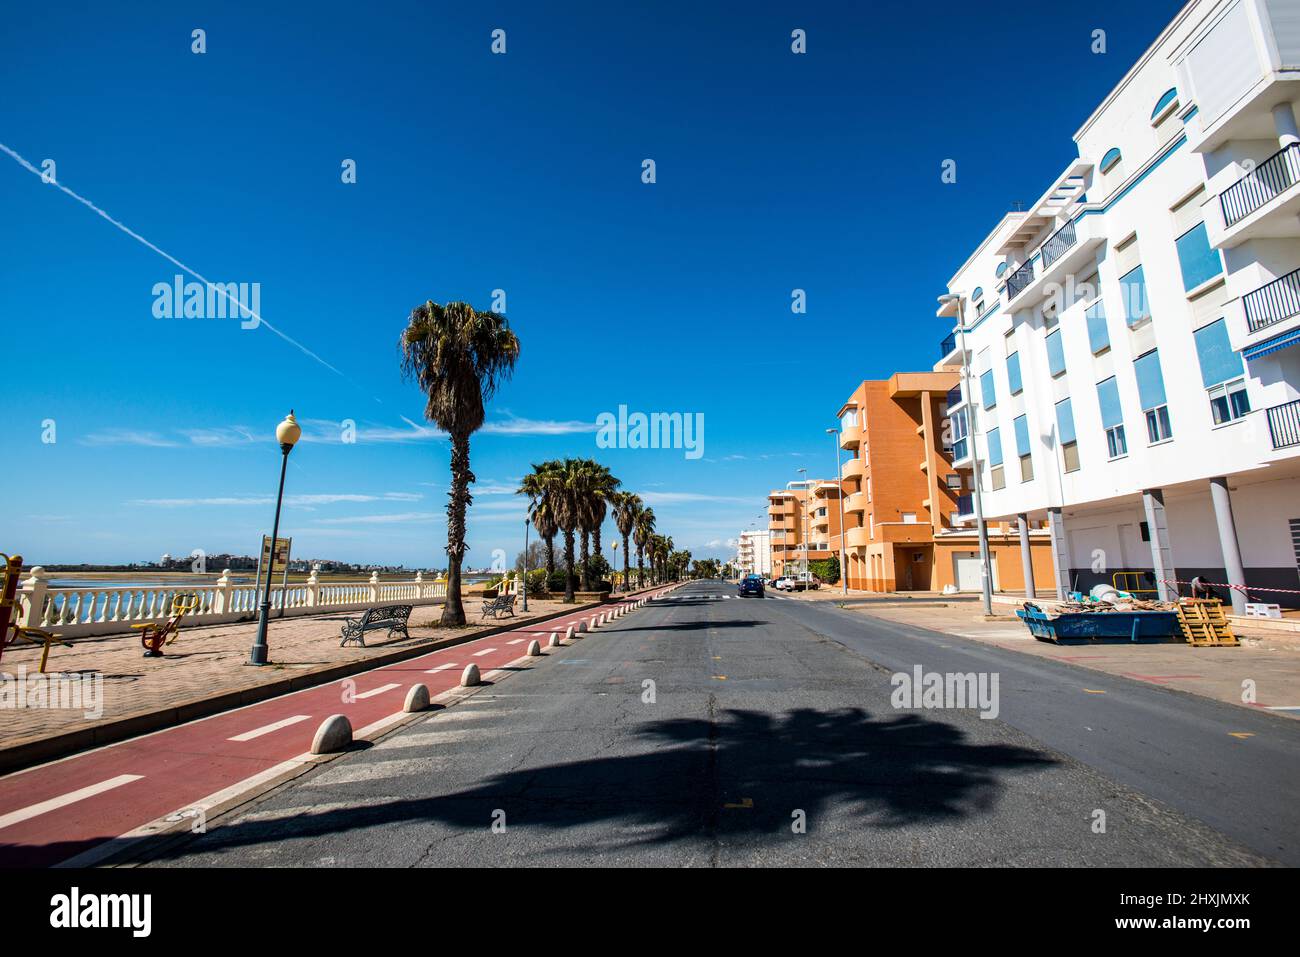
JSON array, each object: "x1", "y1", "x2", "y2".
[{"x1": 256, "y1": 536, "x2": 293, "y2": 615}]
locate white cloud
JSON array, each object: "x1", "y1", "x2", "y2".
[{"x1": 130, "y1": 492, "x2": 422, "y2": 508}]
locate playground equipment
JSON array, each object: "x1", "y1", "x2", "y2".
[
  {"x1": 0, "y1": 553, "x2": 69, "y2": 673},
  {"x1": 132, "y1": 593, "x2": 201, "y2": 657}
]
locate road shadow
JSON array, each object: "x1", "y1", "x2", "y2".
[
  {"x1": 120, "y1": 705, "x2": 1057, "y2": 863},
  {"x1": 613, "y1": 620, "x2": 761, "y2": 633}
]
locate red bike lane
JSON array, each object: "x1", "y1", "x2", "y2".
[{"x1": 0, "y1": 590, "x2": 671, "y2": 867}]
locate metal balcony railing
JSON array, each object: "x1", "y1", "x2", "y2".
[
  {"x1": 1243, "y1": 267, "x2": 1300, "y2": 333},
  {"x1": 1267, "y1": 398, "x2": 1300, "y2": 450},
  {"x1": 1005, "y1": 260, "x2": 1035, "y2": 300},
  {"x1": 945, "y1": 385, "x2": 963, "y2": 413},
  {"x1": 1039, "y1": 220, "x2": 1078, "y2": 270},
  {"x1": 1221, "y1": 143, "x2": 1300, "y2": 228},
  {"x1": 939, "y1": 332, "x2": 956, "y2": 358}
]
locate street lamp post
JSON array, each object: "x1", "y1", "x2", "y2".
[
  {"x1": 939, "y1": 294, "x2": 993, "y2": 616},
  {"x1": 249, "y1": 411, "x2": 302, "y2": 666},
  {"x1": 797, "y1": 467, "x2": 809, "y2": 582},
  {"x1": 522, "y1": 517, "x2": 530, "y2": 612},
  {"x1": 827, "y1": 428, "x2": 848, "y2": 595}
]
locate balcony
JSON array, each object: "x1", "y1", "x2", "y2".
[
  {"x1": 841, "y1": 455, "x2": 865, "y2": 479},
  {"x1": 956, "y1": 493, "x2": 974, "y2": 518},
  {"x1": 1244, "y1": 267, "x2": 1300, "y2": 334},
  {"x1": 1267, "y1": 399, "x2": 1300, "y2": 450},
  {"x1": 938, "y1": 332, "x2": 956, "y2": 359},
  {"x1": 1005, "y1": 260, "x2": 1034, "y2": 301},
  {"x1": 945, "y1": 385, "x2": 965, "y2": 414},
  {"x1": 845, "y1": 491, "x2": 867, "y2": 514},
  {"x1": 1039, "y1": 220, "x2": 1077, "y2": 270},
  {"x1": 1223, "y1": 143, "x2": 1300, "y2": 227},
  {"x1": 845, "y1": 526, "x2": 871, "y2": 549},
  {"x1": 839, "y1": 419, "x2": 862, "y2": 449}
]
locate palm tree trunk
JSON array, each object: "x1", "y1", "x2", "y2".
[
  {"x1": 592, "y1": 526, "x2": 603, "y2": 580},
  {"x1": 544, "y1": 535, "x2": 555, "y2": 577},
  {"x1": 637, "y1": 549, "x2": 644, "y2": 587},
  {"x1": 563, "y1": 529, "x2": 576, "y2": 603},
  {"x1": 579, "y1": 530, "x2": 591, "y2": 590},
  {"x1": 621, "y1": 534, "x2": 631, "y2": 593},
  {"x1": 441, "y1": 431, "x2": 471, "y2": 626}
]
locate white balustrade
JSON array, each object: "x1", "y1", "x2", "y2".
[{"x1": 12, "y1": 569, "x2": 448, "y2": 641}]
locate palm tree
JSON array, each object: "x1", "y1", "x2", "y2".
[
  {"x1": 400, "y1": 300, "x2": 519, "y2": 625},
  {"x1": 518, "y1": 460, "x2": 562, "y2": 579},
  {"x1": 633, "y1": 507, "x2": 656, "y2": 588},
  {"x1": 611, "y1": 492, "x2": 643, "y2": 592},
  {"x1": 578, "y1": 460, "x2": 619, "y2": 589},
  {"x1": 547, "y1": 457, "x2": 587, "y2": 603}
]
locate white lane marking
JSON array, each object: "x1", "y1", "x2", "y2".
[
  {"x1": 424, "y1": 662, "x2": 459, "y2": 674},
  {"x1": 472, "y1": 648, "x2": 497, "y2": 657},
  {"x1": 354, "y1": 682, "x2": 401, "y2": 700},
  {"x1": 0, "y1": 774, "x2": 145, "y2": 831},
  {"x1": 506, "y1": 638, "x2": 526, "y2": 645},
  {"x1": 228, "y1": 714, "x2": 312, "y2": 742}
]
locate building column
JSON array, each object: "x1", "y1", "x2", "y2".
[
  {"x1": 1047, "y1": 507, "x2": 1071, "y2": 600},
  {"x1": 1017, "y1": 513, "x2": 1036, "y2": 599},
  {"x1": 1273, "y1": 102, "x2": 1300, "y2": 148},
  {"x1": 1141, "y1": 489, "x2": 1177, "y2": 602},
  {"x1": 1209, "y1": 477, "x2": 1248, "y2": 616}
]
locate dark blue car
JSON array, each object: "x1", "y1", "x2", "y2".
[{"x1": 738, "y1": 574, "x2": 765, "y2": 597}]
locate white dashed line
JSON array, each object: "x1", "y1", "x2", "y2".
[
  {"x1": 228, "y1": 715, "x2": 312, "y2": 742},
  {"x1": 424, "y1": 662, "x2": 459, "y2": 674},
  {"x1": 0, "y1": 775, "x2": 144, "y2": 831},
  {"x1": 472, "y1": 648, "x2": 497, "y2": 657},
  {"x1": 506, "y1": 638, "x2": 526, "y2": 645},
  {"x1": 354, "y1": 682, "x2": 401, "y2": 700}
]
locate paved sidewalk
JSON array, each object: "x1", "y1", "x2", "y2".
[
  {"x1": 0, "y1": 594, "x2": 599, "y2": 761},
  {"x1": 784, "y1": 589, "x2": 1300, "y2": 717}
]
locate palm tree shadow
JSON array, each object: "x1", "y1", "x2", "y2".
[{"x1": 140, "y1": 706, "x2": 1057, "y2": 861}]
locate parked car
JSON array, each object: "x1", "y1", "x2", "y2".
[
  {"x1": 774, "y1": 576, "x2": 795, "y2": 591},
  {"x1": 738, "y1": 574, "x2": 765, "y2": 597}
]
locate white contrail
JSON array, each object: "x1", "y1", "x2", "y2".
[{"x1": 0, "y1": 140, "x2": 345, "y2": 378}]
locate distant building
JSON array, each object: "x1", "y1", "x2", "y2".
[
  {"x1": 736, "y1": 529, "x2": 771, "y2": 576},
  {"x1": 767, "y1": 480, "x2": 840, "y2": 579}
]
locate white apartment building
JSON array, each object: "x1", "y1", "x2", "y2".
[
  {"x1": 934, "y1": 0, "x2": 1300, "y2": 613},
  {"x1": 736, "y1": 529, "x2": 772, "y2": 576}
]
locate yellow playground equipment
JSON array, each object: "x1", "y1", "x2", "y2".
[
  {"x1": 133, "y1": 593, "x2": 201, "y2": 658},
  {"x1": 0, "y1": 553, "x2": 70, "y2": 674}
]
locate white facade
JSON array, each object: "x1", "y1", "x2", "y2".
[
  {"x1": 736, "y1": 529, "x2": 772, "y2": 576},
  {"x1": 934, "y1": 0, "x2": 1300, "y2": 611}
]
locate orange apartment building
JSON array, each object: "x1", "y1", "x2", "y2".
[
  {"x1": 766, "y1": 480, "x2": 842, "y2": 579},
  {"x1": 832, "y1": 372, "x2": 1055, "y2": 593}
]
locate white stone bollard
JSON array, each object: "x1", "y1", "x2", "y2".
[
  {"x1": 311, "y1": 714, "x2": 352, "y2": 754},
  {"x1": 461, "y1": 663, "x2": 481, "y2": 687},
  {"x1": 590, "y1": 615, "x2": 599, "y2": 630},
  {"x1": 564, "y1": 624, "x2": 575, "y2": 640},
  {"x1": 548, "y1": 631, "x2": 561, "y2": 647},
  {"x1": 577, "y1": 620, "x2": 588, "y2": 634},
  {"x1": 404, "y1": 684, "x2": 430, "y2": 713},
  {"x1": 527, "y1": 639, "x2": 542, "y2": 656}
]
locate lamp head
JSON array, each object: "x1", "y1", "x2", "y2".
[{"x1": 276, "y1": 410, "x2": 302, "y2": 452}]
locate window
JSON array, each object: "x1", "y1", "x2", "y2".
[
  {"x1": 901, "y1": 513, "x2": 917, "y2": 524},
  {"x1": 840, "y1": 410, "x2": 858, "y2": 430},
  {"x1": 1056, "y1": 398, "x2": 1080, "y2": 472},
  {"x1": 1014, "y1": 415, "x2": 1033, "y2": 482},
  {"x1": 1085, "y1": 296, "x2": 1110, "y2": 354},
  {"x1": 1175, "y1": 222, "x2": 1223, "y2": 291},
  {"x1": 1208, "y1": 379, "x2": 1251, "y2": 425},
  {"x1": 996, "y1": 262, "x2": 1010, "y2": 278},
  {"x1": 950, "y1": 408, "x2": 969, "y2": 461},
  {"x1": 1006, "y1": 352, "x2": 1023, "y2": 395},
  {"x1": 1100, "y1": 147, "x2": 1123, "y2": 175},
  {"x1": 980, "y1": 369, "x2": 997, "y2": 409},
  {"x1": 1134, "y1": 350, "x2": 1172, "y2": 442},
  {"x1": 1120, "y1": 265, "x2": 1151, "y2": 327},
  {"x1": 1194, "y1": 319, "x2": 1249, "y2": 425},
  {"x1": 1096, "y1": 376, "x2": 1126, "y2": 460},
  {"x1": 1046, "y1": 330, "x2": 1066, "y2": 377},
  {"x1": 945, "y1": 473, "x2": 962, "y2": 489},
  {"x1": 987, "y1": 427, "x2": 1003, "y2": 469},
  {"x1": 990, "y1": 466, "x2": 1005, "y2": 491}
]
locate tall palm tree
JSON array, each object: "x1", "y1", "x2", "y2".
[
  {"x1": 633, "y1": 507, "x2": 656, "y2": 588},
  {"x1": 579, "y1": 460, "x2": 619, "y2": 589},
  {"x1": 518, "y1": 460, "x2": 562, "y2": 579},
  {"x1": 611, "y1": 492, "x2": 643, "y2": 592},
  {"x1": 547, "y1": 457, "x2": 587, "y2": 603},
  {"x1": 400, "y1": 300, "x2": 519, "y2": 625}
]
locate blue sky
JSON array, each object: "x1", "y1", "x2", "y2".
[{"x1": 0, "y1": 0, "x2": 1186, "y2": 568}]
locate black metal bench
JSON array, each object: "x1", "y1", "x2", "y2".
[
  {"x1": 480, "y1": 593, "x2": 517, "y2": 620},
  {"x1": 339, "y1": 604, "x2": 412, "y2": 647}
]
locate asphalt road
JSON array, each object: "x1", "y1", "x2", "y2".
[{"x1": 153, "y1": 581, "x2": 1295, "y2": 867}]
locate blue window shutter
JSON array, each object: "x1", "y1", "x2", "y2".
[
  {"x1": 1006, "y1": 352, "x2": 1022, "y2": 394},
  {"x1": 1176, "y1": 223, "x2": 1223, "y2": 291},
  {"x1": 1133, "y1": 350, "x2": 1167, "y2": 410},
  {"x1": 1055, "y1": 398, "x2": 1076, "y2": 445},
  {"x1": 1120, "y1": 266, "x2": 1151, "y2": 327},
  {"x1": 1046, "y1": 330, "x2": 1066, "y2": 376},
  {"x1": 1097, "y1": 376, "x2": 1123, "y2": 429},
  {"x1": 980, "y1": 370, "x2": 996, "y2": 408},
  {"x1": 987, "y1": 427, "x2": 1003, "y2": 467},
  {"x1": 1193, "y1": 318, "x2": 1243, "y2": 388},
  {"x1": 1014, "y1": 414, "x2": 1030, "y2": 456},
  {"x1": 1086, "y1": 298, "x2": 1110, "y2": 353}
]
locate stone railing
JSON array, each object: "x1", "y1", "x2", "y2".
[{"x1": 11, "y1": 566, "x2": 449, "y2": 640}]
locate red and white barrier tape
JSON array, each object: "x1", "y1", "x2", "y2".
[{"x1": 1160, "y1": 578, "x2": 1300, "y2": 597}]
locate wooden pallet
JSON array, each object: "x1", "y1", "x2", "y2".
[{"x1": 1177, "y1": 599, "x2": 1239, "y2": 646}]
